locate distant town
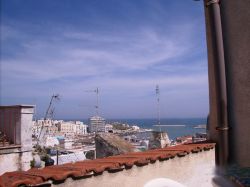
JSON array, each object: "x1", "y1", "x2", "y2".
[
  {"x1": 0, "y1": 85, "x2": 208, "y2": 174},
  {"x1": 31, "y1": 114, "x2": 207, "y2": 166}
]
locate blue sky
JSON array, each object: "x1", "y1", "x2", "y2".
[{"x1": 0, "y1": 0, "x2": 208, "y2": 119}]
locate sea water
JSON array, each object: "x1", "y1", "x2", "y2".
[
  {"x1": 107, "y1": 118, "x2": 207, "y2": 140},
  {"x1": 65, "y1": 118, "x2": 207, "y2": 140}
]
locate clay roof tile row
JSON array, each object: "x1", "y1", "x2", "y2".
[{"x1": 0, "y1": 142, "x2": 215, "y2": 187}]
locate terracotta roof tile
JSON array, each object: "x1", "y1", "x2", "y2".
[
  {"x1": 0, "y1": 142, "x2": 215, "y2": 187},
  {"x1": 104, "y1": 156, "x2": 149, "y2": 168},
  {"x1": 0, "y1": 171, "x2": 44, "y2": 187}
]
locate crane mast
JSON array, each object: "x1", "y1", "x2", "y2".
[{"x1": 37, "y1": 94, "x2": 60, "y2": 145}]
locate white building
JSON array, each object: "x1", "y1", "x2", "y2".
[
  {"x1": 51, "y1": 151, "x2": 86, "y2": 165},
  {"x1": 32, "y1": 119, "x2": 59, "y2": 137},
  {"x1": 58, "y1": 122, "x2": 74, "y2": 136},
  {"x1": 43, "y1": 137, "x2": 59, "y2": 147},
  {"x1": 73, "y1": 121, "x2": 88, "y2": 134},
  {"x1": 32, "y1": 120, "x2": 88, "y2": 137},
  {"x1": 58, "y1": 121, "x2": 87, "y2": 135},
  {"x1": 89, "y1": 116, "x2": 106, "y2": 133},
  {"x1": 105, "y1": 124, "x2": 113, "y2": 132},
  {"x1": 132, "y1": 125, "x2": 140, "y2": 131}
]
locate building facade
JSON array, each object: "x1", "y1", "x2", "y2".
[
  {"x1": 89, "y1": 116, "x2": 106, "y2": 133},
  {"x1": 104, "y1": 124, "x2": 113, "y2": 132},
  {"x1": 33, "y1": 120, "x2": 87, "y2": 137},
  {"x1": 32, "y1": 119, "x2": 60, "y2": 137},
  {"x1": 57, "y1": 121, "x2": 88, "y2": 135}
]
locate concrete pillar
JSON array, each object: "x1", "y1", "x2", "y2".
[
  {"x1": 0, "y1": 105, "x2": 35, "y2": 174},
  {"x1": 219, "y1": 0, "x2": 250, "y2": 167},
  {"x1": 20, "y1": 106, "x2": 34, "y2": 151},
  {"x1": 0, "y1": 105, "x2": 34, "y2": 148},
  {"x1": 204, "y1": 0, "x2": 250, "y2": 167}
]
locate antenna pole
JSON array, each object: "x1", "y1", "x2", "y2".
[
  {"x1": 85, "y1": 88, "x2": 100, "y2": 116},
  {"x1": 95, "y1": 88, "x2": 99, "y2": 116},
  {"x1": 156, "y1": 85, "x2": 161, "y2": 132}
]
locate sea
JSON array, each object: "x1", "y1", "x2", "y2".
[{"x1": 65, "y1": 118, "x2": 207, "y2": 140}]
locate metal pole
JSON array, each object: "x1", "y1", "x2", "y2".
[
  {"x1": 56, "y1": 149, "x2": 59, "y2": 165},
  {"x1": 156, "y1": 85, "x2": 161, "y2": 132},
  {"x1": 96, "y1": 88, "x2": 99, "y2": 116}
]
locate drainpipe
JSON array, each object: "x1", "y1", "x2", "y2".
[{"x1": 203, "y1": 0, "x2": 229, "y2": 168}]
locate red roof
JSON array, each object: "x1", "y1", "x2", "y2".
[{"x1": 0, "y1": 142, "x2": 215, "y2": 187}]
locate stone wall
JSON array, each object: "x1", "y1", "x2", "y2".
[
  {"x1": 148, "y1": 131, "x2": 170, "y2": 149},
  {"x1": 95, "y1": 133, "x2": 134, "y2": 158}
]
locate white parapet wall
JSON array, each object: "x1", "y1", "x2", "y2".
[
  {"x1": 0, "y1": 105, "x2": 34, "y2": 175},
  {"x1": 54, "y1": 148, "x2": 215, "y2": 187},
  {"x1": 0, "y1": 149, "x2": 32, "y2": 175}
]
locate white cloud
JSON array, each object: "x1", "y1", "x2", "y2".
[
  {"x1": 1, "y1": 21, "x2": 208, "y2": 118},
  {"x1": 2, "y1": 23, "x2": 197, "y2": 80}
]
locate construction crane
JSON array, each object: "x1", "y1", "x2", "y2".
[
  {"x1": 37, "y1": 94, "x2": 60, "y2": 145},
  {"x1": 85, "y1": 88, "x2": 100, "y2": 116},
  {"x1": 44, "y1": 94, "x2": 60, "y2": 119}
]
